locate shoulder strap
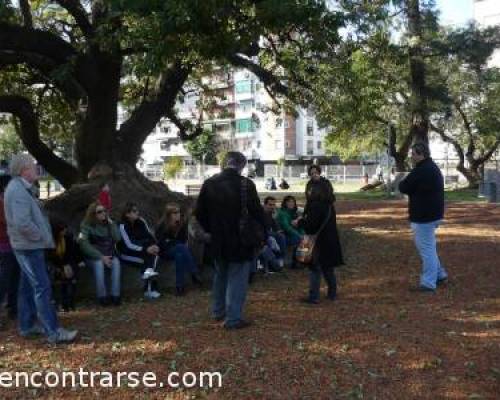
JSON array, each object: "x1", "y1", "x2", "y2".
[{"x1": 240, "y1": 177, "x2": 249, "y2": 217}]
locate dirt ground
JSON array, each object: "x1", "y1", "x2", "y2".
[{"x1": 1, "y1": 200, "x2": 499, "y2": 399}]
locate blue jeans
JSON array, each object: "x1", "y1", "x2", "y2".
[
  {"x1": 259, "y1": 233, "x2": 286, "y2": 270},
  {"x1": 13, "y1": 249, "x2": 59, "y2": 339},
  {"x1": 309, "y1": 264, "x2": 337, "y2": 301},
  {"x1": 411, "y1": 220, "x2": 448, "y2": 289},
  {"x1": 212, "y1": 260, "x2": 252, "y2": 327},
  {"x1": 163, "y1": 244, "x2": 197, "y2": 288},
  {"x1": 87, "y1": 257, "x2": 121, "y2": 298}
]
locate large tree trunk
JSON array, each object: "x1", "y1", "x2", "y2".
[
  {"x1": 457, "y1": 163, "x2": 482, "y2": 189},
  {"x1": 45, "y1": 163, "x2": 188, "y2": 230},
  {"x1": 407, "y1": 0, "x2": 429, "y2": 145}
]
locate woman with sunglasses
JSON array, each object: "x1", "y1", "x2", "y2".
[
  {"x1": 156, "y1": 203, "x2": 201, "y2": 296},
  {"x1": 117, "y1": 202, "x2": 160, "y2": 299},
  {"x1": 78, "y1": 201, "x2": 122, "y2": 306}
]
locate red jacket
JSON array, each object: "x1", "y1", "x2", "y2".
[{"x1": 98, "y1": 190, "x2": 112, "y2": 211}]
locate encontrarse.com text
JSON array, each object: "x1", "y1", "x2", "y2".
[{"x1": 0, "y1": 369, "x2": 222, "y2": 389}]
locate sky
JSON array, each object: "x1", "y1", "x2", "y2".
[{"x1": 435, "y1": 0, "x2": 474, "y2": 27}]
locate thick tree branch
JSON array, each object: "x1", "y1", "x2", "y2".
[
  {"x1": 165, "y1": 110, "x2": 204, "y2": 141},
  {"x1": 19, "y1": 0, "x2": 33, "y2": 29},
  {"x1": 430, "y1": 122, "x2": 466, "y2": 168},
  {"x1": 0, "y1": 95, "x2": 79, "y2": 187},
  {"x1": 117, "y1": 62, "x2": 193, "y2": 161},
  {"x1": 227, "y1": 54, "x2": 289, "y2": 97},
  {"x1": 0, "y1": 23, "x2": 97, "y2": 94},
  {"x1": 0, "y1": 51, "x2": 85, "y2": 103},
  {"x1": 454, "y1": 102, "x2": 476, "y2": 157},
  {"x1": 477, "y1": 139, "x2": 500, "y2": 164},
  {"x1": 53, "y1": 0, "x2": 94, "y2": 37}
]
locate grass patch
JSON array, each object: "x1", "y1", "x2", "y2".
[{"x1": 444, "y1": 188, "x2": 484, "y2": 202}]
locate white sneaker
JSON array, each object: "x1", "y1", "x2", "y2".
[
  {"x1": 144, "y1": 290, "x2": 161, "y2": 300},
  {"x1": 278, "y1": 259, "x2": 285, "y2": 269},
  {"x1": 142, "y1": 268, "x2": 158, "y2": 280}
]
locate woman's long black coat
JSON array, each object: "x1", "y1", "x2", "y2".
[{"x1": 299, "y1": 199, "x2": 344, "y2": 268}]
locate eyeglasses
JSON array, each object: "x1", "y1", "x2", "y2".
[{"x1": 96, "y1": 209, "x2": 106, "y2": 214}]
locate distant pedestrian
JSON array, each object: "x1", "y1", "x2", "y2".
[{"x1": 399, "y1": 142, "x2": 448, "y2": 292}]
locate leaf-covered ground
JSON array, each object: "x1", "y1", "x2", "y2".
[{"x1": 1, "y1": 201, "x2": 499, "y2": 399}]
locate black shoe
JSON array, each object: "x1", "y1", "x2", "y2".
[
  {"x1": 224, "y1": 320, "x2": 252, "y2": 330},
  {"x1": 98, "y1": 297, "x2": 111, "y2": 307},
  {"x1": 192, "y1": 273, "x2": 203, "y2": 286},
  {"x1": 300, "y1": 297, "x2": 319, "y2": 305},
  {"x1": 409, "y1": 285, "x2": 435, "y2": 293},
  {"x1": 437, "y1": 278, "x2": 448, "y2": 287},
  {"x1": 7, "y1": 309, "x2": 17, "y2": 320},
  {"x1": 326, "y1": 295, "x2": 337, "y2": 301},
  {"x1": 111, "y1": 296, "x2": 121, "y2": 306},
  {"x1": 175, "y1": 286, "x2": 185, "y2": 296},
  {"x1": 213, "y1": 315, "x2": 225, "y2": 322}
]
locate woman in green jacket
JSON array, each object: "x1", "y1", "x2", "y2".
[
  {"x1": 78, "y1": 201, "x2": 122, "y2": 306},
  {"x1": 276, "y1": 196, "x2": 304, "y2": 247}
]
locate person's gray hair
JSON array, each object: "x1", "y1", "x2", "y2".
[
  {"x1": 9, "y1": 153, "x2": 35, "y2": 177},
  {"x1": 412, "y1": 142, "x2": 430, "y2": 159},
  {"x1": 225, "y1": 151, "x2": 247, "y2": 171}
]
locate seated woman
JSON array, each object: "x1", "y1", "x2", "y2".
[
  {"x1": 156, "y1": 203, "x2": 200, "y2": 296},
  {"x1": 117, "y1": 202, "x2": 161, "y2": 299},
  {"x1": 276, "y1": 195, "x2": 304, "y2": 246},
  {"x1": 78, "y1": 201, "x2": 122, "y2": 306},
  {"x1": 47, "y1": 221, "x2": 81, "y2": 312}
]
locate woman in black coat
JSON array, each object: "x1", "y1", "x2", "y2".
[{"x1": 297, "y1": 168, "x2": 344, "y2": 304}]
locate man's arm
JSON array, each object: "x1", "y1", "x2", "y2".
[
  {"x1": 399, "y1": 170, "x2": 419, "y2": 195},
  {"x1": 194, "y1": 182, "x2": 211, "y2": 233},
  {"x1": 10, "y1": 193, "x2": 42, "y2": 242}
]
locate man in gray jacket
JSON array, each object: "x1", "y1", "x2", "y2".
[{"x1": 4, "y1": 154, "x2": 77, "y2": 343}]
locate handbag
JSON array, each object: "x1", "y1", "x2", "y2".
[
  {"x1": 296, "y1": 206, "x2": 332, "y2": 264},
  {"x1": 239, "y1": 178, "x2": 266, "y2": 249}
]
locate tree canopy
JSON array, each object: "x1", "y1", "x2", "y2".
[{"x1": 0, "y1": 0, "x2": 345, "y2": 187}]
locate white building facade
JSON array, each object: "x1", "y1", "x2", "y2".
[
  {"x1": 474, "y1": 0, "x2": 500, "y2": 66},
  {"x1": 139, "y1": 68, "x2": 328, "y2": 170}
]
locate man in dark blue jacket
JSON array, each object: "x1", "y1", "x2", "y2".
[{"x1": 399, "y1": 143, "x2": 448, "y2": 292}]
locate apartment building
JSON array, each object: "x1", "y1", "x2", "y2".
[
  {"x1": 139, "y1": 68, "x2": 328, "y2": 169},
  {"x1": 473, "y1": 0, "x2": 500, "y2": 66}
]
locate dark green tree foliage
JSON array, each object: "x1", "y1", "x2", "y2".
[
  {"x1": 431, "y1": 25, "x2": 500, "y2": 187},
  {"x1": 0, "y1": 0, "x2": 344, "y2": 187},
  {"x1": 316, "y1": 0, "x2": 440, "y2": 170}
]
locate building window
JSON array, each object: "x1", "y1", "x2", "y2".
[
  {"x1": 286, "y1": 140, "x2": 290, "y2": 149},
  {"x1": 284, "y1": 120, "x2": 290, "y2": 129},
  {"x1": 235, "y1": 80, "x2": 252, "y2": 94},
  {"x1": 238, "y1": 100, "x2": 254, "y2": 112},
  {"x1": 161, "y1": 126, "x2": 171, "y2": 134},
  {"x1": 307, "y1": 120, "x2": 314, "y2": 136},
  {"x1": 257, "y1": 141, "x2": 261, "y2": 148},
  {"x1": 306, "y1": 140, "x2": 314, "y2": 155},
  {"x1": 236, "y1": 118, "x2": 254, "y2": 133},
  {"x1": 275, "y1": 118, "x2": 283, "y2": 128},
  {"x1": 317, "y1": 141, "x2": 322, "y2": 150}
]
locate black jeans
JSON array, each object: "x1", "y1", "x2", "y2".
[{"x1": 309, "y1": 264, "x2": 337, "y2": 301}]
